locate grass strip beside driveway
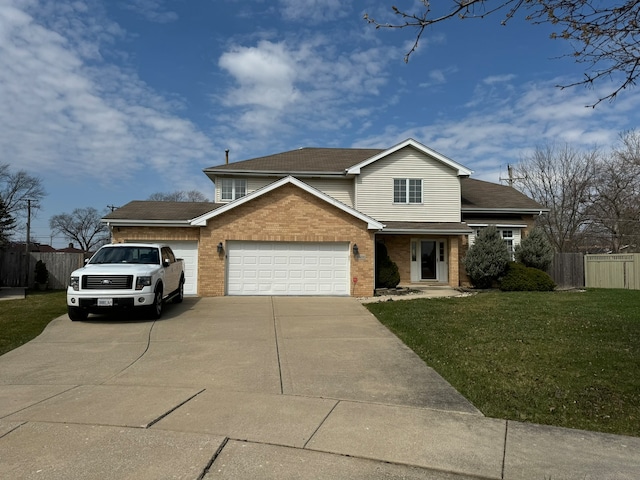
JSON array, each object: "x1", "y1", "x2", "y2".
[
  {"x1": 366, "y1": 289, "x2": 640, "y2": 437},
  {"x1": 0, "y1": 290, "x2": 67, "y2": 357}
]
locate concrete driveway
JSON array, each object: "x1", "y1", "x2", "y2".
[{"x1": 0, "y1": 297, "x2": 638, "y2": 479}]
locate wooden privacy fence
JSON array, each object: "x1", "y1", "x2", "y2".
[
  {"x1": 547, "y1": 252, "x2": 584, "y2": 289},
  {"x1": 585, "y1": 254, "x2": 640, "y2": 290},
  {"x1": 0, "y1": 251, "x2": 85, "y2": 289}
]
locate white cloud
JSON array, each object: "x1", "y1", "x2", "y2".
[
  {"x1": 419, "y1": 66, "x2": 458, "y2": 87},
  {"x1": 121, "y1": 0, "x2": 178, "y2": 23},
  {"x1": 278, "y1": 0, "x2": 348, "y2": 22},
  {"x1": 353, "y1": 78, "x2": 640, "y2": 183},
  {"x1": 0, "y1": 0, "x2": 212, "y2": 186},
  {"x1": 483, "y1": 74, "x2": 516, "y2": 85},
  {"x1": 216, "y1": 36, "x2": 397, "y2": 146},
  {"x1": 218, "y1": 41, "x2": 300, "y2": 110}
]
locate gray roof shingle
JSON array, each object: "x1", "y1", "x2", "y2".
[
  {"x1": 461, "y1": 178, "x2": 544, "y2": 211},
  {"x1": 103, "y1": 201, "x2": 222, "y2": 221},
  {"x1": 205, "y1": 148, "x2": 385, "y2": 173}
]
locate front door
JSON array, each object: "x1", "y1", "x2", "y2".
[
  {"x1": 410, "y1": 239, "x2": 449, "y2": 283},
  {"x1": 420, "y1": 240, "x2": 437, "y2": 280}
]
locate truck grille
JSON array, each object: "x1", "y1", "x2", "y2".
[{"x1": 82, "y1": 275, "x2": 133, "y2": 290}]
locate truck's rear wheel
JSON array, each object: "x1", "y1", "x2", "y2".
[
  {"x1": 148, "y1": 287, "x2": 163, "y2": 319},
  {"x1": 68, "y1": 306, "x2": 88, "y2": 322},
  {"x1": 174, "y1": 277, "x2": 184, "y2": 304}
]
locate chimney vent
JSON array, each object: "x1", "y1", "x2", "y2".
[{"x1": 225, "y1": 149, "x2": 229, "y2": 165}]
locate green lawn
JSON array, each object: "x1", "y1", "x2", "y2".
[
  {"x1": 0, "y1": 290, "x2": 68, "y2": 357},
  {"x1": 366, "y1": 289, "x2": 640, "y2": 437}
]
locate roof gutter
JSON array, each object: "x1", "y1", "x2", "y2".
[
  {"x1": 203, "y1": 169, "x2": 351, "y2": 178},
  {"x1": 102, "y1": 219, "x2": 195, "y2": 227},
  {"x1": 378, "y1": 227, "x2": 473, "y2": 235},
  {"x1": 462, "y1": 208, "x2": 549, "y2": 215}
]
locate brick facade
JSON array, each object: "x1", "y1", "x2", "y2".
[{"x1": 112, "y1": 183, "x2": 375, "y2": 297}]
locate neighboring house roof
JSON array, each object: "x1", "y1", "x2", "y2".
[
  {"x1": 191, "y1": 176, "x2": 385, "y2": 230},
  {"x1": 460, "y1": 178, "x2": 546, "y2": 214},
  {"x1": 103, "y1": 201, "x2": 222, "y2": 227},
  {"x1": 204, "y1": 139, "x2": 473, "y2": 177}
]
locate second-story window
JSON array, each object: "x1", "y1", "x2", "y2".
[
  {"x1": 394, "y1": 178, "x2": 422, "y2": 204},
  {"x1": 220, "y1": 179, "x2": 247, "y2": 201}
]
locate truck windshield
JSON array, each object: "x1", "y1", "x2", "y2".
[{"x1": 89, "y1": 247, "x2": 160, "y2": 264}]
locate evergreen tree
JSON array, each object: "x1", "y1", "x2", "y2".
[
  {"x1": 463, "y1": 225, "x2": 510, "y2": 289},
  {"x1": 0, "y1": 198, "x2": 16, "y2": 248},
  {"x1": 375, "y1": 242, "x2": 400, "y2": 288},
  {"x1": 515, "y1": 227, "x2": 554, "y2": 271}
]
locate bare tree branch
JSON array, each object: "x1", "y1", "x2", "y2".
[{"x1": 365, "y1": 1, "x2": 640, "y2": 105}]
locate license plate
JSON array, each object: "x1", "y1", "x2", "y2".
[{"x1": 97, "y1": 298, "x2": 113, "y2": 307}]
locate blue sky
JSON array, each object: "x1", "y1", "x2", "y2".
[{"x1": 2, "y1": 0, "x2": 640, "y2": 247}]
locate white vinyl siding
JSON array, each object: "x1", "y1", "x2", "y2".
[
  {"x1": 216, "y1": 176, "x2": 354, "y2": 207},
  {"x1": 304, "y1": 179, "x2": 354, "y2": 207},
  {"x1": 355, "y1": 147, "x2": 461, "y2": 222}
]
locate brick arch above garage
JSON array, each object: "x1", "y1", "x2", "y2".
[{"x1": 198, "y1": 183, "x2": 375, "y2": 297}]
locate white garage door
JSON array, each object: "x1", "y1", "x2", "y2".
[
  {"x1": 227, "y1": 241, "x2": 350, "y2": 296},
  {"x1": 164, "y1": 241, "x2": 198, "y2": 295}
]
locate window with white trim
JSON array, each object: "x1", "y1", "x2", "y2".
[
  {"x1": 502, "y1": 230, "x2": 514, "y2": 259},
  {"x1": 394, "y1": 178, "x2": 422, "y2": 204},
  {"x1": 469, "y1": 227, "x2": 520, "y2": 260},
  {"x1": 220, "y1": 179, "x2": 247, "y2": 201}
]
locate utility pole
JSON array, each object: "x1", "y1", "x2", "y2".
[
  {"x1": 107, "y1": 204, "x2": 119, "y2": 212},
  {"x1": 500, "y1": 164, "x2": 525, "y2": 188},
  {"x1": 24, "y1": 199, "x2": 32, "y2": 287}
]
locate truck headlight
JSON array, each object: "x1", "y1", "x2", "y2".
[
  {"x1": 70, "y1": 276, "x2": 79, "y2": 291},
  {"x1": 136, "y1": 276, "x2": 152, "y2": 290}
]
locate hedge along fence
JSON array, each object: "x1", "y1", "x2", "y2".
[
  {"x1": 585, "y1": 254, "x2": 640, "y2": 290},
  {"x1": 0, "y1": 251, "x2": 85, "y2": 289}
]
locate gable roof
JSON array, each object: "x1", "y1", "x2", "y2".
[
  {"x1": 204, "y1": 148, "x2": 383, "y2": 175},
  {"x1": 346, "y1": 138, "x2": 473, "y2": 176},
  {"x1": 461, "y1": 178, "x2": 546, "y2": 213},
  {"x1": 102, "y1": 201, "x2": 222, "y2": 226},
  {"x1": 203, "y1": 138, "x2": 474, "y2": 178},
  {"x1": 191, "y1": 176, "x2": 384, "y2": 230}
]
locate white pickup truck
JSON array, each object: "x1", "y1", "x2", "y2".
[{"x1": 67, "y1": 243, "x2": 185, "y2": 321}]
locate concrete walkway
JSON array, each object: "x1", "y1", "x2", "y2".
[{"x1": 0, "y1": 297, "x2": 637, "y2": 479}]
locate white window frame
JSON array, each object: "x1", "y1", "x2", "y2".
[
  {"x1": 393, "y1": 178, "x2": 422, "y2": 204},
  {"x1": 220, "y1": 178, "x2": 247, "y2": 201},
  {"x1": 468, "y1": 225, "x2": 522, "y2": 261}
]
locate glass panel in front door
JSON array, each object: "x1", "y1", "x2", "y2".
[{"x1": 421, "y1": 240, "x2": 437, "y2": 279}]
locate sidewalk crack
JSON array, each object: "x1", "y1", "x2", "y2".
[
  {"x1": 303, "y1": 400, "x2": 340, "y2": 449},
  {"x1": 197, "y1": 437, "x2": 229, "y2": 480},
  {"x1": 501, "y1": 420, "x2": 509, "y2": 479},
  {"x1": 271, "y1": 297, "x2": 284, "y2": 395},
  {"x1": 100, "y1": 319, "x2": 157, "y2": 384}
]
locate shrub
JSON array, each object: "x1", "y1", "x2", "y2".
[
  {"x1": 375, "y1": 242, "x2": 400, "y2": 288},
  {"x1": 463, "y1": 225, "x2": 510, "y2": 288},
  {"x1": 34, "y1": 260, "x2": 49, "y2": 285},
  {"x1": 499, "y1": 262, "x2": 556, "y2": 291},
  {"x1": 515, "y1": 227, "x2": 554, "y2": 271}
]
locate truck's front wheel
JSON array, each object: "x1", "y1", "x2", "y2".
[
  {"x1": 148, "y1": 287, "x2": 163, "y2": 319},
  {"x1": 68, "y1": 306, "x2": 88, "y2": 322}
]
